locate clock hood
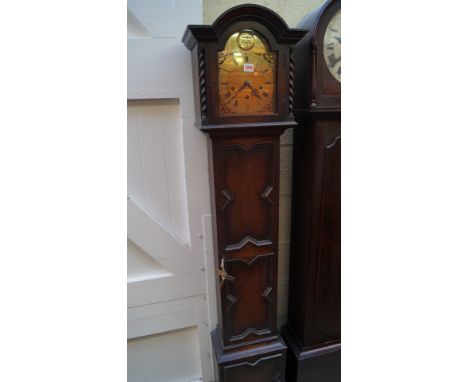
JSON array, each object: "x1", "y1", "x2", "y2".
[{"x1": 182, "y1": 4, "x2": 307, "y2": 50}]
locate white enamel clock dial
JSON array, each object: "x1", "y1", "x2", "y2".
[{"x1": 323, "y1": 10, "x2": 341, "y2": 82}]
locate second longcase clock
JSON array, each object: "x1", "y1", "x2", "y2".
[
  {"x1": 282, "y1": 0, "x2": 341, "y2": 381},
  {"x1": 183, "y1": 5, "x2": 306, "y2": 382}
]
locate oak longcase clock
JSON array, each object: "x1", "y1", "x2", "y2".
[
  {"x1": 183, "y1": 5, "x2": 306, "y2": 382},
  {"x1": 281, "y1": 1, "x2": 341, "y2": 382}
]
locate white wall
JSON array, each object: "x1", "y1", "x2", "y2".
[
  {"x1": 127, "y1": 1, "x2": 217, "y2": 381},
  {"x1": 128, "y1": 99, "x2": 189, "y2": 245},
  {"x1": 128, "y1": 327, "x2": 202, "y2": 382}
]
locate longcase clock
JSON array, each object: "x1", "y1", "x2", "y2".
[
  {"x1": 182, "y1": 5, "x2": 306, "y2": 382},
  {"x1": 281, "y1": 0, "x2": 341, "y2": 381}
]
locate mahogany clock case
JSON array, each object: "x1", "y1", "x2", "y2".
[
  {"x1": 281, "y1": 0, "x2": 341, "y2": 381},
  {"x1": 183, "y1": 5, "x2": 307, "y2": 382}
]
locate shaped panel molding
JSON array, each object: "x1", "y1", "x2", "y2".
[
  {"x1": 214, "y1": 141, "x2": 277, "y2": 253},
  {"x1": 223, "y1": 254, "x2": 275, "y2": 345}
]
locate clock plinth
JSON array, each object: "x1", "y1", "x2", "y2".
[
  {"x1": 183, "y1": 5, "x2": 306, "y2": 381},
  {"x1": 282, "y1": 324, "x2": 341, "y2": 382},
  {"x1": 211, "y1": 326, "x2": 287, "y2": 382}
]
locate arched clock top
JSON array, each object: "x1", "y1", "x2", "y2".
[
  {"x1": 297, "y1": 0, "x2": 340, "y2": 46},
  {"x1": 182, "y1": 4, "x2": 306, "y2": 49}
]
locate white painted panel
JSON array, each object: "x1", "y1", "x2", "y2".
[
  {"x1": 127, "y1": 198, "x2": 206, "y2": 307},
  {"x1": 128, "y1": 0, "x2": 202, "y2": 38},
  {"x1": 127, "y1": 1, "x2": 214, "y2": 380},
  {"x1": 134, "y1": 100, "x2": 172, "y2": 231},
  {"x1": 128, "y1": 100, "x2": 190, "y2": 245},
  {"x1": 162, "y1": 104, "x2": 191, "y2": 246},
  {"x1": 127, "y1": 297, "x2": 214, "y2": 380},
  {"x1": 128, "y1": 39, "x2": 195, "y2": 100},
  {"x1": 128, "y1": 327, "x2": 202, "y2": 382},
  {"x1": 127, "y1": 8, "x2": 150, "y2": 39},
  {"x1": 127, "y1": 239, "x2": 169, "y2": 279},
  {"x1": 128, "y1": 296, "x2": 202, "y2": 339},
  {"x1": 127, "y1": 198, "x2": 190, "y2": 270},
  {"x1": 127, "y1": 106, "x2": 146, "y2": 209},
  {"x1": 128, "y1": 302, "x2": 195, "y2": 340}
]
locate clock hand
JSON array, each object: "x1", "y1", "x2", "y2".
[
  {"x1": 226, "y1": 81, "x2": 263, "y2": 104},
  {"x1": 251, "y1": 87, "x2": 262, "y2": 100},
  {"x1": 242, "y1": 81, "x2": 262, "y2": 100},
  {"x1": 330, "y1": 56, "x2": 341, "y2": 66},
  {"x1": 334, "y1": 36, "x2": 341, "y2": 44},
  {"x1": 226, "y1": 83, "x2": 248, "y2": 104}
]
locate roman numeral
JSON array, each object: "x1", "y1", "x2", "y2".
[
  {"x1": 328, "y1": 54, "x2": 341, "y2": 68},
  {"x1": 326, "y1": 43, "x2": 334, "y2": 50},
  {"x1": 337, "y1": 66, "x2": 341, "y2": 76}
]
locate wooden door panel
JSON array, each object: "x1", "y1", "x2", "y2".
[
  {"x1": 214, "y1": 140, "x2": 277, "y2": 252},
  {"x1": 223, "y1": 253, "x2": 275, "y2": 344}
]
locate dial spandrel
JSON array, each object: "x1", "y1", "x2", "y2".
[
  {"x1": 323, "y1": 10, "x2": 341, "y2": 82},
  {"x1": 217, "y1": 30, "x2": 277, "y2": 116}
]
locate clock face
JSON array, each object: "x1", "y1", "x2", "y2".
[
  {"x1": 218, "y1": 30, "x2": 277, "y2": 116},
  {"x1": 323, "y1": 10, "x2": 341, "y2": 82}
]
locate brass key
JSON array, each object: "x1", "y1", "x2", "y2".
[{"x1": 218, "y1": 258, "x2": 235, "y2": 288}]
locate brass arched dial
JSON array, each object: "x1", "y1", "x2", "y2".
[
  {"x1": 323, "y1": 10, "x2": 341, "y2": 82},
  {"x1": 218, "y1": 30, "x2": 277, "y2": 116}
]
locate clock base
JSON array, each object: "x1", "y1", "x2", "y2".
[
  {"x1": 211, "y1": 326, "x2": 287, "y2": 382},
  {"x1": 282, "y1": 324, "x2": 340, "y2": 382}
]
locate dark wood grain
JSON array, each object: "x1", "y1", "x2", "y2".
[
  {"x1": 183, "y1": 5, "x2": 306, "y2": 381},
  {"x1": 288, "y1": 113, "x2": 341, "y2": 346},
  {"x1": 282, "y1": 1, "x2": 341, "y2": 381},
  {"x1": 209, "y1": 129, "x2": 284, "y2": 351}
]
